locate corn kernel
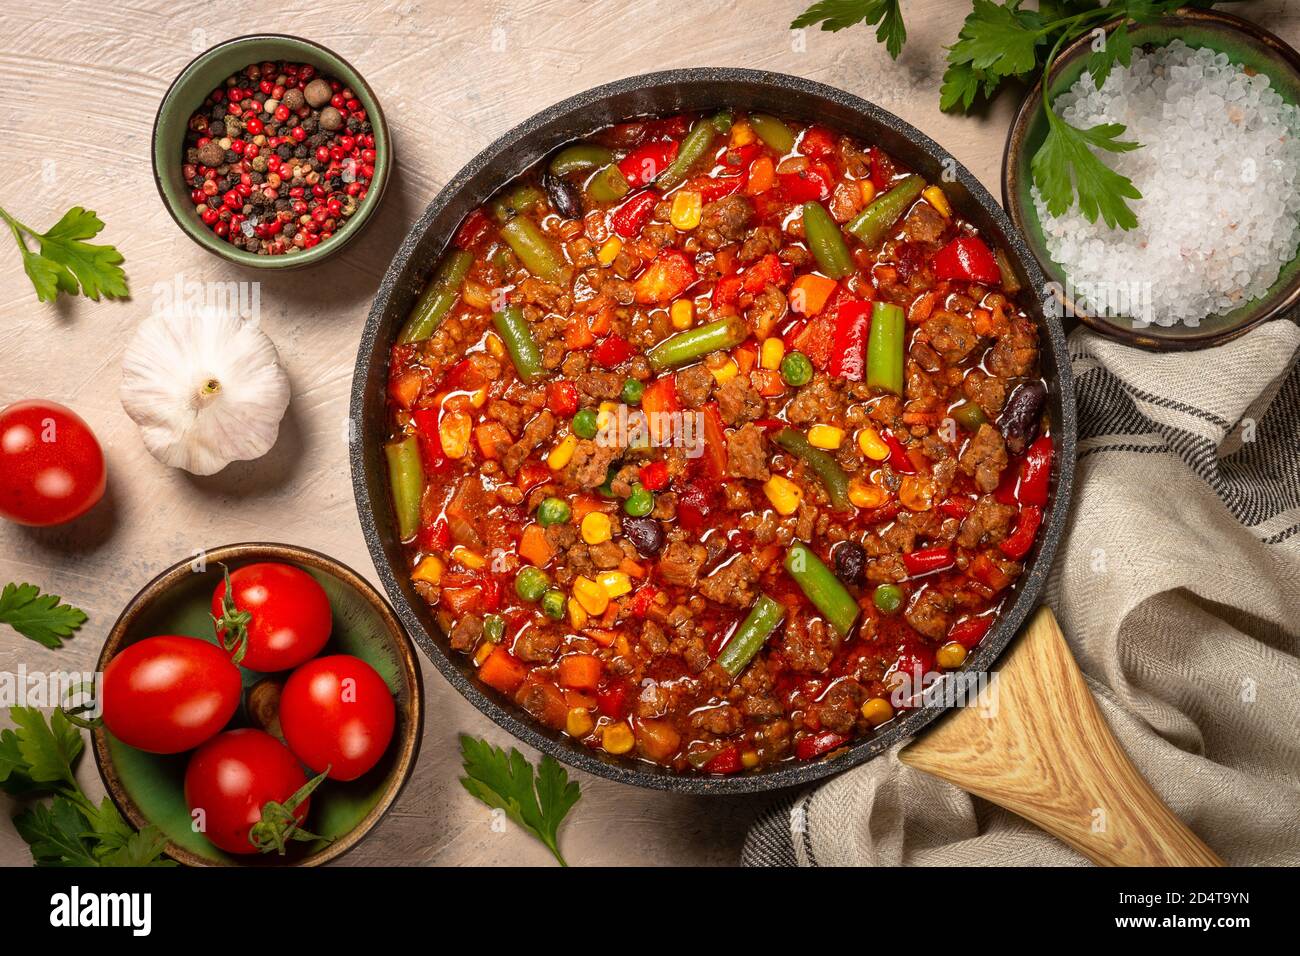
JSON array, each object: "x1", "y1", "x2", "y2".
[
  {"x1": 848, "y1": 478, "x2": 888, "y2": 509},
  {"x1": 597, "y1": 236, "x2": 622, "y2": 266},
  {"x1": 597, "y1": 401, "x2": 617, "y2": 429},
  {"x1": 411, "y1": 555, "x2": 444, "y2": 585},
  {"x1": 469, "y1": 385, "x2": 488, "y2": 408},
  {"x1": 709, "y1": 359, "x2": 738, "y2": 385},
  {"x1": 567, "y1": 597, "x2": 589, "y2": 630},
  {"x1": 923, "y1": 185, "x2": 952, "y2": 218},
  {"x1": 548, "y1": 433, "x2": 578, "y2": 470},
  {"x1": 862, "y1": 696, "x2": 894, "y2": 726},
  {"x1": 807, "y1": 424, "x2": 844, "y2": 450},
  {"x1": 485, "y1": 332, "x2": 506, "y2": 359},
  {"x1": 857, "y1": 427, "x2": 890, "y2": 461},
  {"x1": 461, "y1": 280, "x2": 493, "y2": 310},
  {"x1": 566, "y1": 706, "x2": 595, "y2": 738},
  {"x1": 670, "y1": 298, "x2": 695, "y2": 330},
  {"x1": 741, "y1": 749, "x2": 760, "y2": 770},
  {"x1": 573, "y1": 576, "x2": 609, "y2": 616},
  {"x1": 730, "y1": 120, "x2": 756, "y2": 148},
  {"x1": 597, "y1": 571, "x2": 632, "y2": 598},
  {"x1": 601, "y1": 722, "x2": 635, "y2": 755},
  {"x1": 670, "y1": 190, "x2": 703, "y2": 230},
  {"x1": 859, "y1": 180, "x2": 877, "y2": 205},
  {"x1": 763, "y1": 475, "x2": 803, "y2": 516},
  {"x1": 936, "y1": 641, "x2": 968, "y2": 669},
  {"x1": 473, "y1": 642, "x2": 494, "y2": 667},
  {"x1": 450, "y1": 545, "x2": 485, "y2": 569},
  {"x1": 439, "y1": 410, "x2": 471, "y2": 459},
  {"x1": 580, "y1": 511, "x2": 612, "y2": 545},
  {"x1": 760, "y1": 336, "x2": 786, "y2": 370}
]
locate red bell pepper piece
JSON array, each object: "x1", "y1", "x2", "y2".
[
  {"x1": 676, "y1": 477, "x2": 717, "y2": 535},
  {"x1": 618, "y1": 139, "x2": 679, "y2": 187},
  {"x1": 868, "y1": 146, "x2": 894, "y2": 190},
  {"x1": 800, "y1": 125, "x2": 837, "y2": 159},
  {"x1": 994, "y1": 452, "x2": 1021, "y2": 505},
  {"x1": 410, "y1": 408, "x2": 451, "y2": 474},
  {"x1": 882, "y1": 429, "x2": 917, "y2": 474},
  {"x1": 643, "y1": 374, "x2": 680, "y2": 445},
  {"x1": 633, "y1": 249, "x2": 697, "y2": 304},
  {"x1": 713, "y1": 274, "x2": 742, "y2": 311},
  {"x1": 516, "y1": 461, "x2": 551, "y2": 492},
  {"x1": 795, "y1": 730, "x2": 848, "y2": 761},
  {"x1": 418, "y1": 517, "x2": 450, "y2": 552},
  {"x1": 630, "y1": 584, "x2": 659, "y2": 618},
  {"x1": 752, "y1": 417, "x2": 786, "y2": 433},
  {"x1": 947, "y1": 614, "x2": 994, "y2": 650},
  {"x1": 938, "y1": 496, "x2": 975, "y2": 519},
  {"x1": 596, "y1": 681, "x2": 630, "y2": 720},
  {"x1": 902, "y1": 546, "x2": 954, "y2": 577},
  {"x1": 778, "y1": 161, "x2": 833, "y2": 203},
  {"x1": 968, "y1": 551, "x2": 1014, "y2": 591},
  {"x1": 704, "y1": 745, "x2": 742, "y2": 774},
  {"x1": 638, "y1": 459, "x2": 670, "y2": 491},
  {"x1": 454, "y1": 207, "x2": 492, "y2": 249},
  {"x1": 611, "y1": 189, "x2": 658, "y2": 238},
  {"x1": 726, "y1": 141, "x2": 761, "y2": 171},
  {"x1": 828, "y1": 299, "x2": 872, "y2": 381},
  {"x1": 741, "y1": 252, "x2": 788, "y2": 293},
  {"x1": 1017, "y1": 436, "x2": 1053, "y2": 507},
  {"x1": 1000, "y1": 504, "x2": 1043, "y2": 560},
  {"x1": 546, "y1": 380, "x2": 579, "y2": 417},
  {"x1": 933, "y1": 236, "x2": 1002, "y2": 285},
  {"x1": 701, "y1": 403, "x2": 728, "y2": 481},
  {"x1": 691, "y1": 173, "x2": 743, "y2": 204},
  {"x1": 593, "y1": 334, "x2": 635, "y2": 368}
]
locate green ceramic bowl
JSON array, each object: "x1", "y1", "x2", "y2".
[
  {"x1": 152, "y1": 34, "x2": 391, "y2": 269},
  {"x1": 92, "y1": 543, "x2": 422, "y2": 866},
  {"x1": 1002, "y1": 7, "x2": 1300, "y2": 349}
]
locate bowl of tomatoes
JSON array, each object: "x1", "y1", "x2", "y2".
[{"x1": 91, "y1": 542, "x2": 422, "y2": 866}]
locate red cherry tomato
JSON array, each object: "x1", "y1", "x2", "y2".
[
  {"x1": 0, "y1": 400, "x2": 106, "y2": 526},
  {"x1": 184, "y1": 729, "x2": 313, "y2": 855},
  {"x1": 279, "y1": 655, "x2": 395, "y2": 781},
  {"x1": 102, "y1": 636, "x2": 242, "y2": 754},
  {"x1": 211, "y1": 562, "x2": 332, "y2": 672}
]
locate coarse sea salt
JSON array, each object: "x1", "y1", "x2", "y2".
[{"x1": 1032, "y1": 40, "x2": 1300, "y2": 326}]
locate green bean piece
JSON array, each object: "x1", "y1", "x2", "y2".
[
  {"x1": 655, "y1": 112, "x2": 730, "y2": 191},
  {"x1": 873, "y1": 583, "x2": 904, "y2": 615},
  {"x1": 866, "y1": 301, "x2": 905, "y2": 396},
  {"x1": 772, "y1": 428, "x2": 853, "y2": 512},
  {"x1": 749, "y1": 113, "x2": 796, "y2": 153},
  {"x1": 585, "y1": 164, "x2": 631, "y2": 203},
  {"x1": 844, "y1": 174, "x2": 925, "y2": 249},
  {"x1": 646, "y1": 315, "x2": 747, "y2": 371},
  {"x1": 492, "y1": 305, "x2": 546, "y2": 384},
  {"x1": 951, "y1": 400, "x2": 988, "y2": 433},
  {"x1": 802, "y1": 202, "x2": 855, "y2": 279},
  {"x1": 490, "y1": 183, "x2": 547, "y2": 223},
  {"x1": 500, "y1": 217, "x2": 566, "y2": 283},
  {"x1": 717, "y1": 595, "x2": 787, "y2": 677},
  {"x1": 783, "y1": 542, "x2": 860, "y2": 638},
  {"x1": 384, "y1": 436, "x2": 424, "y2": 542},
  {"x1": 397, "y1": 250, "x2": 473, "y2": 344},
  {"x1": 780, "y1": 351, "x2": 814, "y2": 387},
  {"x1": 549, "y1": 143, "x2": 615, "y2": 177}
]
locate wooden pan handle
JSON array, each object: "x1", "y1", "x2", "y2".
[{"x1": 899, "y1": 606, "x2": 1223, "y2": 866}]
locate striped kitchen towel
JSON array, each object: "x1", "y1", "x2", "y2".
[{"x1": 743, "y1": 319, "x2": 1300, "y2": 866}]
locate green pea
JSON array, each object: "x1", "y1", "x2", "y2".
[
  {"x1": 624, "y1": 483, "x2": 654, "y2": 517},
  {"x1": 873, "y1": 583, "x2": 904, "y2": 615},
  {"x1": 537, "y1": 496, "x2": 571, "y2": 527},
  {"x1": 620, "y1": 378, "x2": 644, "y2": 405},
  {"x1": 515, "y1": 566, "x2": 551, "y2": 603},
  {"x1": 541, "y1": 589, "x2": 566, "y2": 620},
  {"x1": 482, "y1": 614, "x2": 505, "y2": 643},
  {"x1": 780, "y1": 350, "x2": 814, "y2": 387},
  {"x1": 572, "y1": 407, "x2": 599, "y2": 439}
]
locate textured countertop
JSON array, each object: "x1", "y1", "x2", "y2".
[{"x1": 2, "y1": 0, "x2": 1295, "y2": 867}]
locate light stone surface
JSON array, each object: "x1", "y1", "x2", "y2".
[{"x1": 1, "y1": 0, "x2": 1295, "y2": 867}]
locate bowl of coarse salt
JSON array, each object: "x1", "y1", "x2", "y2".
[{"x1": 1003, "y1": 7, "x2": 1300, "y2": 350}]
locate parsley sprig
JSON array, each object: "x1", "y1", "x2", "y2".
[
  {"x1": 791, "y1": 0, "x2": 1244, "y2": 230},
  {"x1": 459, "y1": 734, "x2": 581, "y2": 866},
  {"x1": 0, "y1": 203, "x2": 128, "y2": 302},
  {"x1": 0, "y1": 707, "x2": 173, "y2": 866},
  {"x1": 0, "y1": 583, "x2": 88, "y2": 649}
]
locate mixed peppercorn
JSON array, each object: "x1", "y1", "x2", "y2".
[{"x1": 181, "y1": 60, "x2": 377, "y2": 255}]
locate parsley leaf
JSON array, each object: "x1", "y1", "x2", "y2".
[
  {"x1": 15, "y1": 797, "x2": 101, "y2": 867},
  {"x1": 791, "y1": 0, "x2": 907, "y2": 59},
  {"x1": 947, "y1": 0, "x2": 1043, "y2": 80},
  {"x1": 0, "y1": 204, "x2": 128, "y2": 303},
  {"x1": 459, "y1": 734, "x2": 581, "y2": 866},
  {"x1": 2, "y1": 706, "x2": 83, "y2": 791},
  {"x1": 1032, "y1": 109, "x2": 1143, "y2": 230},
  {"x1": 1086, "y1": 20, "x2": 1133, "y2": 89},
  {"x1": 0, "y1": 583, "x2": 88, "y2": 649}
]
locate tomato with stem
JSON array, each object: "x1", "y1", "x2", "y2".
[{"x1": 211, "y1": 562, "x2": 332, "y2": 672}]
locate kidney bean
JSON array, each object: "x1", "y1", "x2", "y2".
[{"x1": 1000, "y1": 381, "x2": 1046, "y2": 455}]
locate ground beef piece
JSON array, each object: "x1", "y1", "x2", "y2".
[
  {"x1": 958, "y1": 496, "x2": 1016, "y2": 548},
  {"x1": 679, "y1": 636, "x2": 712, "y2": 674},
  {"x1": 640, "y1": 620, "x2": 669, "y2": 656},
  {"x1": 513, "y1": 627, "x2": 561, "y2": 663},
  {"x1": 739, "y1": 225, "x2": 781, "y2": 263},
  {"x1": 448, "y1": 613, "x2": 482, "y2": 652},
  {"x1": 785, "y1": 375, "x2": 846, "y2": 425},
  {"x1": 588, "y1": 540, "x2": 625, "y2": 570},
  {"x1": 725, "y1": 422, "x2": 770, "y2": 480},
  {"x1": 746, "y1": 284, "x2": 787, "y2": 336},
  {"x1": 487, "y1": 399, "x2": 526, "y2": 436},
  {"x1": 906, "y1": 589, "x2": 953, "y2": 640},
  {"x1": 698, "y1": 194, "x2": 753, "y2": 249},
  {"x1": 723, "y1": 482, "x2": 752, "y2": 511},
  {"x1": 675, "y1": 363, "x2": 714, "y2": 407},
  {"x1": 959, "y1": 424, "x2": 1008, "y2": 493},
  {"x1": 691, "y1": 704, "x2": 743, "y2": 736},
  {"x1": 561, "y1": 351, "x2": 589, "y2": 377},
  {"x1": 563, "y1": 438, "x2": 618, "y2": 488},
  {"x1": 698, "y1": 556, "x2": 760, "y2": 609},
  {"x1": 781, "y1": 616, "x2": 835, "y2": 673},
  {"x1": 501, "y1": 410, "x2": 555, "y2": 476},
  {"x1": 658, "y1": 540, "x2": 708, "y2": 587},
  {"x1": 577, "y1": 370, "x2": 624, "y2": 400},
  {"x1": 900, "y1": 202, "x2": 948, "y2": 246},
  {"x1": 816, "y1": 679, "x2": 867, "y2": 735},
  {"x1": 516, "y1": 680, "x2": 567, "y2": 729},
  {"x1": 755, "y1": 718, "x2": 792, "y2": 755},
  {"x1": 544, "y1": 522, "x2": 578, "y2": 551},
  {"x1": 987, "y1": 314, "x2": 1038, "y2": 378},
  {"x1": 741, "y1": 694, "x2": 784, "y2": 722},
  {"x1": 716, "y1": 376, "x2": 764, "y2": 425},
  {"x1": 635, "y1": 681, "x2": 674, "y2": 718},
  {"x1": 828, "y1": 180, "x2": 863, "y2": 222},
  {"x1": 923, "y1": 310, "x2": 979, "y2": 365},
  {"x1": 962, "y1": 368, "x2": 1007, "y2": 415},
  {"x1": 866, "y1": 554, "x2": 908, "y2": 584}
]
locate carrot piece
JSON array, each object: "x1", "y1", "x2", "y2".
[
  {"x1": 564, "y1": 690, "x2": 599, "y2": 710},
  {"x1": 733, "y1": 342, "x2": 758, "y2": 376},
  {"x1": 584, "y1": 627, "x2": 618, "y2": 647},
  {"x1": 618, "y1": 557, "x2": 646, "y2": 578},
  {"x1": 588, "y1": 302, "x2": 614, "y2": 337},
  {"x1": 789, "y1": 274, "x2": 838, "y2": 316},
  {"x1": 634, "y1": 719, "x2": 682, "y2": 762},
  {"x1": 440, "y1": 586, "x2": 480, "y2": 616},
  {"x1": 519, "y1": 523, "x2": 554, "y2": 567},
  {"x1": 388, "y1": 370, "x2": 424, "y2": 409},
  {"x1": 479, "y1": 647, "x2": 527, "y2": 694},
  {"x1": 474, "y1": 422, "x2": 512, "y2": 460},
  {"x1": 744, "y1": 156, "x2": 775, "y2": 196},
  {"x1": 564, "y1": 315, "x2": 596, "y2": 350},
  {"x1": 558, "y1": 654, "x2": 603, "y2": 691},
  {"x1": 751, "y1": 369, "x2": 786, "y2": 397},
  {"x1": 571, "y1": 495, "x2": 611, "y2": 522}
]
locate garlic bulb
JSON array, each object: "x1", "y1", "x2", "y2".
[{"x1": 120, "y1": 309, "x2": 291, "y2": 476}]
